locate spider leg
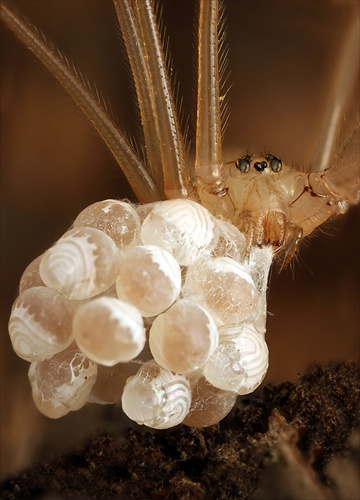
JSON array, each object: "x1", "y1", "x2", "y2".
[
  {"x1": 0, "y1": 3, "x2": 160, "y2": 203},
  {"x1": 194, "y1": 0, "x2": 234, "y2": 220},
  {"x1": 325, "y1": 122, "x2": 360, "y2": 204},
  {"x1": 195, "y1": 0, "x2": 226, "y2": 194},
  {"x1": 310, "y1": 10, "x2": 359, "y2": 173},
  {"x1": 115, "y1": 0, "x2": 194, "y2": 201},
  {"x1": 114, "y1": 0, "x2": 163, "y2": 196},
  {"x1": 289, "y1": 10, "x2": 359, "y2": 241}
]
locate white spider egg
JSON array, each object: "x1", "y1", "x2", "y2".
[
  {"x1": 140, "y1": 199, "x2": 219, "y2": 266},
  {"x1": 149, "y1": 299, "x2": 218, "y2": 374},
  {"x1": 73, "y1": 199, "x2": 141, "y2": 248},
  {"x1": 73, "y1": 296, "x2": 145, "y2": 366},
  {"x1": 203, "y1": 324, "x2": 269, "y2": 394},
  {"x1": 184, "y1": 256, "x2": 259, "y2": 325},
  {"x1": 28, "y1": 345, "x2": 97, "y2": 419},
  {"x1": 183, "y1": 372, "x2": 237, "y2": 428},
  {"x1": 116, "y1": 245, "x2": 181, "y2": 317},
  {"x1": 39, "y1": 227, "x2": 118, "y2": 300},
  {"x1": 8, "y1": 286, "x2": 74, "y2": 362},
  {"x1": 121, "y1": 360, "x2": 191, "y2": 429},
  {"x1": 19, "y1": 254, "x2": 45, "y2": 293},
  {"x1": 212, "y1": 220, "x2": 247, "y2": 262}
]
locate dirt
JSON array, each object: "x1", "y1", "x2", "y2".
[{"x1": 1, "y1": 361, "x2": 359, "y2": 499}]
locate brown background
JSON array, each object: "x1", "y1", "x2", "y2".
[{"x1": 1, "y1": 0, "x2": 359, "y2": 478}]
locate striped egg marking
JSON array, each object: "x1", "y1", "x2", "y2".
[{"x1": 151, "y1": 376, "x2": 191, "y2": 429}]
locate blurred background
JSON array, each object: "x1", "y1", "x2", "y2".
[{"x1": 1, "y1": 0, "x2": 359, "y2": 479}]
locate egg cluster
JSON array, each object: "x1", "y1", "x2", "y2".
[{"x1": 8, "y1": 199, "x2": 273, "y2": 429}]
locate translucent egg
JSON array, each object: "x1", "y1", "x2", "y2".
[
  {"x1": 140, "y1": 199, "x2": 219, "y2": 266},
  {"x1": 116, "y1": 245, "x2": 181, "y2": 317},
  {"x1": 135, "y1": 202, "x2": 159, "y2": 223},
  {"x1": 203, "y1": 324, "x2": 269, "y2": 394},
  {"x1": 121, "y1": 360, "x2": 191, "y2": 429},
  {"x1": 73, "y1": 296, "x2": 145, "y2": 366},
  {"x1": 73, "y1": 199, "x2": 140, "y2": 248},
  {"x1": 28, "y1": 344, "x2": 97, "y2": 419},
  {"x1": 19, "y1": 254, "x2": 45, "y2": 293},
  {"x1": 8, "y1": 286, "x2": 74, "y2": 362},
  {"x1": 39, "y1": 227, "x2": 118, "y2": 300},
  {"x1": 149, "y1": 299, "x2": 218, "y2": 374},
  {"x1": 183, "y1": 372, "x2": 237, "y2": 428},
  {"x1": 212, "y1": 220, "x2": 246, "y2": 262},
  {"x1": 184, "y1": 256, "x2": 259, "y2": 325},
  {"x1": 87, "y1": 361, "x2": 140, "y2": 405}
]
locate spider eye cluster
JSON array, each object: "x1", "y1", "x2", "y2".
[
  {"x1": 9, "y1": 199, "x2": 271, "y2": 429},
  {"x1": 235, "y1": 154, "x2": 282, "y2": 173}
]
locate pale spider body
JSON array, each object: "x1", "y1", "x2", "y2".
[
  {"x1": 1, "y1": 1, "x2": 359, "y2": 264},
  {"x1": 223, "y1": 156, "x2": 350, "y2": 261}
]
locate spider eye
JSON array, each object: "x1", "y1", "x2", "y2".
[
  {"x1": 235, "y1": 155, "x2": 251, "y2": 173},
  {"x1": 265, "y1": 154, "x2": 282, "y2": 172},
  {"x1": 254, "y1": 161, "x2": 267, "y2": 172}
]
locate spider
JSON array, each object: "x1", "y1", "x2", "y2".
[
  {"x1": 0, "y1": 0, "x2": 359, "y2": 472},
  {"x1": 2, "y1": 0, "x2": 359, "y2": 261}
]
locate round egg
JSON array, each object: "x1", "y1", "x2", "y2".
[
  {"x1": 184, "y1": 256, "x2": 259, "y2": 325},
  {"x1": 203, "y1": 324, "x2": 269, "y2": 394},
  {"x1": 73, "y1": 199, "x2": 140, "y2": 248},
  {"x1": 135, "y1": 202, "x2": 159, "y2": 223},
  {"x1": 140, "y1": 199, "x2": 219, "y2": 266},
  {"x1": 8, "y1": 286, "x2": 74, "y2": 362},
  {"x1": 19, "y1": 254, "x2": 45, "y2": 293},
  {"x1": 211, "y1": 219, "x2": 246, "y2": 262},
  {"x1": 121, "y1": 360, "x2": 191, "y2": 429},
  {"x1": 116, "y1": 245, "x2": 181, "y2": 317},
  {"x1": 149, "y1": 299, "x2": 218, "y2": 374},
  {"x1": 39, "y1": 227, "x2": 118, "y2": 300},
  {"x1": 73, "y1": 296, "x2": 145, "y2": 366},
  {"x1": 28, "y1": 344, "x2": 97, "y2": 419},
  {"x1": 183, "y1": 372, "x2": 237, "y2": 428}
]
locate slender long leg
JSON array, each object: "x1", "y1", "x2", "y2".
[
  {"x1": 123, "y1": 0, "x2": 195, "y2": 200},
  {"x1": 0, "y1": 3, "x2": 160, "y2": 203},
  {"x1": 325, "y1": 122, "x2": 360, "y2": 204},
  {"x1": 310, "y1": 11, "x2": 359, "y2": 173},
  {"x1": 114, "y1": 0, "x2": 163, "y2": 196},
  {"x1": 195, "y1": 0, "x2": 225, "y2": 194}
]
